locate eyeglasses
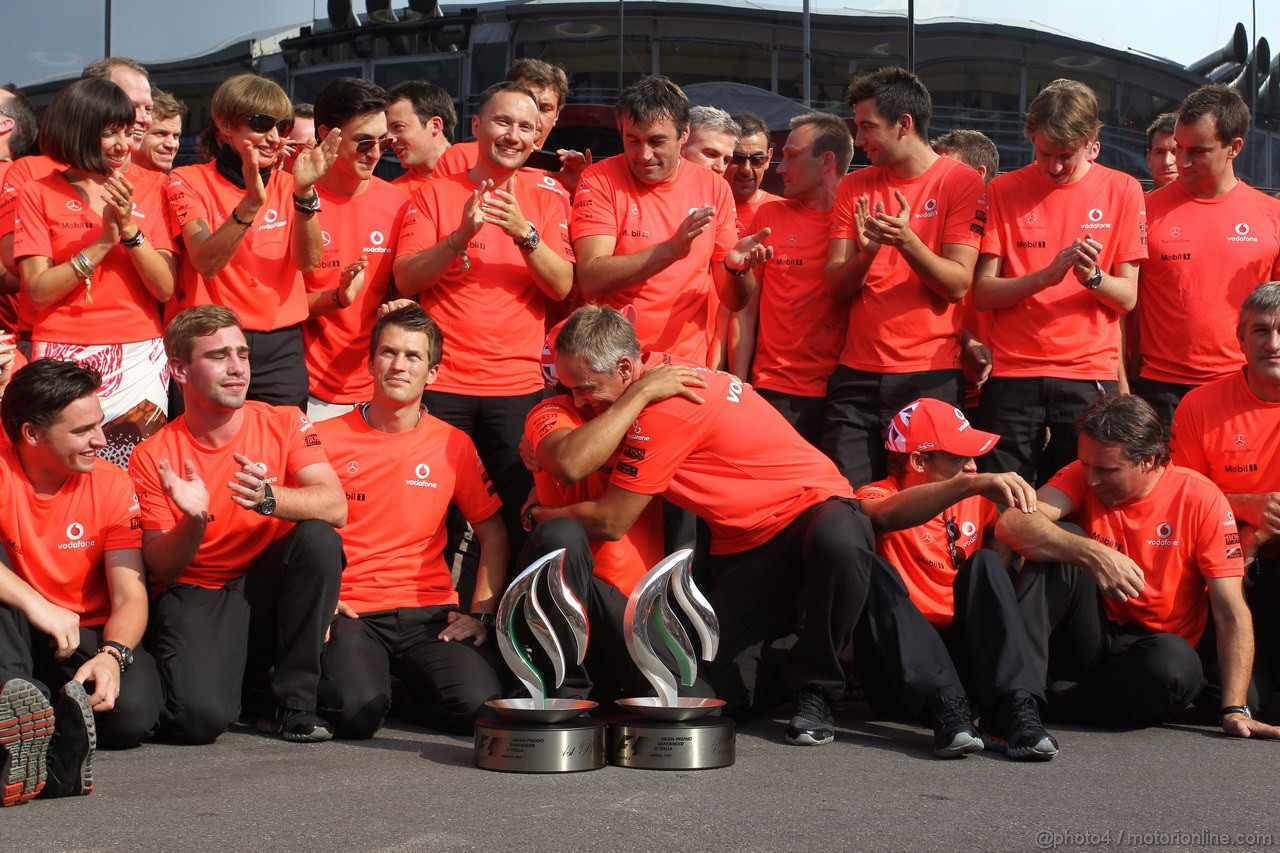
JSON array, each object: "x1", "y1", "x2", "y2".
[
  {"x1": 354, "y1": 136, "x2": 393, "y2": 154},
  {"x1": 944, "y1": 518, "x2": 964, "y2": 571},
  {"x1": 242, "y1": 114, "x2": 294, "y2": 136},
  {"x1": 731, "y1": 152, "x2": 770, "y2": 167}
]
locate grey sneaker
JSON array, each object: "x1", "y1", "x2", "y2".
[
  {"x1": 926, "y1": 687, "x2": 984, "y2": 759},
  {"x1": 258, "y1": 708, "x2": 334, "y2": 743},
  {"x1": 1, "y1": 679, "x2": 54, "y2": 806},
  {"x1": 42, "y1": 680, "x2": 96, "y2": 798},
  {"x1": 785, "y1": 688, "x2": 835, "y2": 746},
  {"x1": 982, "y1": 690, "x2": 1059, "y2": 761}
]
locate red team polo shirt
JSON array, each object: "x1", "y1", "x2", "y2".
[
  {"x1": 1139, "y1": 181, "x2": 1280, "y2": 386},
  {"x1": 303, "y1": 179, "x2": 409, "y2": 404},
  {"x1": 525, "y1": 395, "x2": 664, "y2": 595},
  {"x1": 856, "y1": 476, "x2": 998, "y2": 628},
  {"x1": 1170, "y1": 369, "x2": 1280, "y2": 499},
  {"x1": 571, "y1": 157, "x2": 738, "y2": 366},
  {"x1": 165, "y1": 162, "x2": 309, "y2": 330},
  {"x1": 14, "y1": 170, "x2": 173, "y2": 344},
  {"x1": 752, "y1": 198, "x2": 847, "y2": 397},
  {"x1": 396, "y1": 171, "x2": 573, "y2": 396},
  {"x1": 0, "y1": 449, "x2": 141, "y2": 627},
  {"x1": 829, "y1": 155, "x2": 986, "y2": 375},
  {"x1": 735, "y1": 189, "x2": 782, "y2": 236},
  {"x1": 2, "y1": 156, "x2": 65, "y2": 335},
  {"x1": 980, "y1": 163, "x2": 1147, "y2": 380},
  {"x1": 316, "y1": 408, "x2": 501, "y2": 614},
  {"x1": 1048, "y1": 460, "x2": 1243, "y2": 646},
  {"x1": 130, "y1": 402, "x2": 330, "y2": 588},
  {"x1": 608, "y1": 353, "x2": 853, "y2": 555}
]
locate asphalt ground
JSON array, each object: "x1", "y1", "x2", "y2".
[{"x1": 5, "y1": 701, "x2": 1279, "y2": 853}]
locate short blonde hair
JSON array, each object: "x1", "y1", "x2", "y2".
[
  {"x1": 1024, "y1": 79, "x2": 1102, "y2": 148},
  {"x1": 211, "y1": 74, "x2": 290, "y2": 128}
]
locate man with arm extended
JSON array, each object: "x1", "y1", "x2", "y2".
[
  {"x1": 998, "y1": 394, "x2": 1278, "y2": 738},
  {"x1": 130, "y1": 306, "x2": 346, "y2": 744}
]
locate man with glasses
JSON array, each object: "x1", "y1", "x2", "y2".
[
  {"x1": 301, "y1": 78, "x2": 410, "y2": 422},
  {"x1": 856, "y1": 398, "x2": 1058, "y2": 760},
  {"x1": 726, "y1": 112, "x2": 779, "y2": 232}
]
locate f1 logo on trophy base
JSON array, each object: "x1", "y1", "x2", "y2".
[
  {"x1": 609, "y1": 549, "x2": 735, "y2": 770},
  {"x1": 474, "y1": 549, "x2": 607, "y2": 773}
]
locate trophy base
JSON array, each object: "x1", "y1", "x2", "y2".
[
  {"x1": 474, "y1": 717, "x2": 607, "y2": 773},
  {"x1": 607, "y1": 716, "x2": 736, "y2": 770}
]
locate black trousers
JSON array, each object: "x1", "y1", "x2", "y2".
[
  {"x1": 520, "y1": 518, "x2": 714, "y2": 705},
  {"x1": 318, "y1": 606, "x2": 503, "y2": 737},
  {"x1": 424, "y1": 389, "x2": 540, "y2": 598},
  {"x1": 856, "y1": 550, "x2": 1043, "y2": 721},
  {"x1": 1131, "y1": 376, "x2": 1196, "y2": 435},
  {"x1": 1014, "y1": 557, "x2": 1205, "y2": 726},
  {"x1": 147, "y1": 520, "x2": 344, "y2": 744},
  {"x1": 0, "y1": 606, "x2": 162, "y2": 749},
  {"x1": 758, "y1": 388, "x2": 826, "y2": 448},
  {"x1": 821, "y1": 366, "x2": 962, "y2": 489},
  {"x1": 973, "y1": 376, "x2": 1118, "y2": 486},
  {"x1": 245, "y1": 325, "x2": 309, "y2": 412},
  {"x1": 703, "y1": 497, "x2": 875, "y2": 715}
]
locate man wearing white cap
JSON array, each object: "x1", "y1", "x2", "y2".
[{"x1": 856, "y1": 398, "x2": 1059, "y2": 760}]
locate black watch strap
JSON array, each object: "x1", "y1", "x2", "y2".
[{"x1": 470, "y1": 612, "x2": 496, "y2": 630}]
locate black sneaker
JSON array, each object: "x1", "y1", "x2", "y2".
[
  {"x1": 41, "y1": 680, "x2": 96, "y2": 799},
  {"x1": 1, "y1": 679, "x2": 54, "y2": 806},
  {"x1": 926, "y1": 687, "x2": 984, "y2": 759},
  {"x1": 982, "y1": 690, "x2": 1059, "y2": 761},
  {"x1": 785, "y1": 688, "x2": 835, "y2": 746},
  {"x1": 258, "y1": 708, "x2": 333, "y2": 743}
]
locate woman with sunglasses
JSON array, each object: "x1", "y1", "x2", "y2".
[
  {"x1": 12, "y1": 77, "x2": 176, "y2": 468},
  {"x1": 166, "y1": 73, "x2": 339, "y2": 410}
]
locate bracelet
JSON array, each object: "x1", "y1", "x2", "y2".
[
  {"x1": 69, "y1": 252, "x2": 96, "y2": 303},
  {"x1": 724, "y1": 259, "x2": 749, "y2": 278},
  {"x1": 121, "y1": 228, "x2": 146, "y2": 249},
  {"x1": 1220, "y1": 704, "x2": 1251, "y2": 719},
  {"x1": 332, "y1": 287, "x2": 346, "y2": 308},
  {"x1": 97, "y1": 645, "x2": 124, "y2": 672},
  {"x1": 230, "y1": 208, "x2": 253, "y2": 228},
  {"x1": 445, "y1": 233, "x2": 471, "y2": 272}
]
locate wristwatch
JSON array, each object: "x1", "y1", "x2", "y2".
[
  {"x1": 470, "y1": 612, "x2": 497, "y2": 630},
  {"x1": 1081, "y1": 267, "x2": 1103, "y2": 290},
  {"x1": 98, "y1": 641, "x2": 134, "y2": 672},
  {"x1": 1220, "y1": 704, "x2": 1252, "y2": 720},
  {"x1": 254, "y1": 483, "x2": 277, "y2": 516},
  {"x1": 515, "y1": 224, "x2": 540, "y2": 252}
]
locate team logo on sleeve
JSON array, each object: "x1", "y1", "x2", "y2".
[
  {"x1": 617, "y1": 462, "x2": 639, "y2": 477},
  {"x1": 305, "y1": 434, "x2": 321, "y2": 447}
]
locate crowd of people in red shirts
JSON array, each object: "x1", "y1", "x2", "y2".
[{"x1": 3, "y1": 52, "x2": 1280, "y2": 808}]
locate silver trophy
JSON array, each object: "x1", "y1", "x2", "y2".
[
  {"x1": 611, "y1": 549, "x2": 736, "y2": 769},
  {"x1": 475, "y1": 549, "x2": 607, "y2": 772}
]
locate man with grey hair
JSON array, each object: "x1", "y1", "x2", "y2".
[
  {"x1": 1171, "y1": 281, "x2": 1280, "y2": 717},
  {"x1": 682, "y1": 106, "x2": 739, "y2": 175},
  {"x1": 531, "y1": 304, "x2": 988, "y2": 752}
]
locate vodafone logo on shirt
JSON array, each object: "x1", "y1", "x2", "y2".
[
  {"x1": 365, "y1": 230, "x2": 390, "y2": 253},
  {"x1": 1148, "y1": 522, "x2": 1178, "y2": 547},
  {"x1": 58, "y1": 521, "x2": 95, "y2": 550},
  {"x1": 916, "y1": 198, "x2": 938, "y2": 219},
  {"x1": 406, "y1": 462, "x2": 437, "y2": 489},
  {"x1": 1081, "y1": 208, "x2": 1110, "y2": 230},
  {"x1": 1229, "y1": 222, "x2": 1258, "y2": 243},
  {"x1": 261, "y1": 209, "x2": 286, "y2": 230}
]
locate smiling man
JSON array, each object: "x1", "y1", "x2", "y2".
[
  {"x1": 130, "y1": 305, "x2": 346, "y2": 744},
  {"x1": 972, "y1": 79, "x2": 1147, "y2": 486},
  {"x1": 821, "y1": 66, "x2": 987, "y2": 488},
  {"x1": 998, "y1": 394, "x2": 1279, "y2": 739},
  {"x1": 571, "y1": 76, "x2": 770, "y2": 368},
  {"x1": 135, "y1": 90, "x2": 185, "y2": 174},
  {"x1": 386, "y1": 81, "x2": 456, "y2": 193},
  {"x1": 301, "y1": 77, "x2": 410, "y2": 422},
  {"x1": 1134, "y1": 86, "x2": 1280, "y2": 429},
  {"x1": 315, "y1": 305, "x2": 506, "y2": 737},
  {"x1": 394, "y1": 82, "x2": 574, "y2": 560}
]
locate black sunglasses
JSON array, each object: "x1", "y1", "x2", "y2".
[
  {"x1": 243, "y1": 114, "x2": 295, "y2": 136},
  {"x1": 354, "y1": 137, "x2": 393, "y2": 154},
  {"x1": 731, "y1": 152, "x2": 770, "y2": 167}
]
